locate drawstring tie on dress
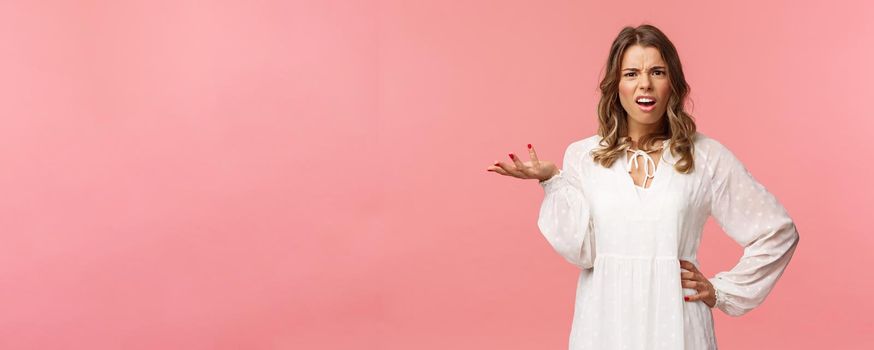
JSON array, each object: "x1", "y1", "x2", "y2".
[{"x1": 627, "y1": 148, "x2": 658, "y2": 187}]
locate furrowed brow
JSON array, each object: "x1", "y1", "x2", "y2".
[{"x1": 622, "y1": 66, "x2": 667, "y2": 71}]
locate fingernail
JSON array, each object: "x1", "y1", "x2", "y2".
[
  {"x1": 527, "y1": 144, "x2": 532, "y2": 149},
  {"x1": 509, "y1": 153, "x2": 514, "y2": 159},
  {"x1": 684, "y1": 296, "x2": 689, "y2": 301}
]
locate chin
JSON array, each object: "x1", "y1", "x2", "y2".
[{"x1": 628, "y1": 113, "x2": 664, "y2": 125}]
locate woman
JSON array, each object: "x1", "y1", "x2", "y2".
[{"x1": 486, "y1": 24, "x2": 800, "y2": 349}]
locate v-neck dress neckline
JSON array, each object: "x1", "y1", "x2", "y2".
[{"x1": 620, "y1": 139, "x2": 672, "y2": 205}]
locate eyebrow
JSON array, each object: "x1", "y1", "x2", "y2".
[{"x1": 622, "y1": 66, "x2": 666, "y2": 71}]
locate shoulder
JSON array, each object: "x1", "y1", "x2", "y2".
[
  {"x1": 564, "y1": 134, "x2": 602, "y2": 161},
  {"x1": 692, "y1": 131, "x2": 745, "y2": 177},
  {"x1": 560, "y1": 134, "x2": 601, "y2": 171},
  {"x1": 692, "y1": 131, "x2": 724, "y2": 152},
  {"x1": 693, "y1": 131, "x2": 736, "y2": 159}
]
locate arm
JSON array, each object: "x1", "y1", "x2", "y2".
[
  {"x1": 705, "y1": 142, "x2": 800, "y2": 316},
  {"x1": 536, "y1": 142, "x2": 596, "y2": 269}
]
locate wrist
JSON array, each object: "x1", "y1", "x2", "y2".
[
  {"x1": 707, "y1": 281, "x2": 720, "y2": 309},
  {"x1": 540, "y1": 168, "x2": 560, "y2": 182}
]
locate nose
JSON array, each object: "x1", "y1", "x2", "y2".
[{"x1": 639, "y1": 74, "x2": 652, "y2": 90}]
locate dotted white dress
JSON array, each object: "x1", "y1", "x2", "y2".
[{"x1": 537, "y1": 132, "x2": 800, "y2": 350}]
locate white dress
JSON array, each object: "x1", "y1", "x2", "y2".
[{"x1": 536, "y1": 131, "x2": 800, "y2": 350}]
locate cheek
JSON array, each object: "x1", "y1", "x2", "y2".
[
  {"x1": 618, "y1": 82, "x2": 635, "y2": 100},
  {"x1": 657, "y1": 81, "x2": 671, "y2": 97}
]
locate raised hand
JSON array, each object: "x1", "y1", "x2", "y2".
[{"x1": 486, "y1": 144, "x2": 558, "y2": 182}]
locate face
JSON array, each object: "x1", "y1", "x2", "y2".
[{"x1": 618, "y1": 45, "x2": 671, "y2": 127}]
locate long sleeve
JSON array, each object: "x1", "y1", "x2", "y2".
[
  {"x1": 536, "y1": 141, "x2": 596, "y2": 270},
  {"x1": 705, "y1": 141, "x2": 800, "y2": 317}
]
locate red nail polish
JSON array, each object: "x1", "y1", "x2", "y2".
[
  {"x1": 684, "y1": 296, "x2": 689, "y2": 301},
  {"x1": 509, "y1": 153, "x2": 514, "y2": 159},
  {"x1": 527, "y1": 144, "x2": 532, "y2": 149}
]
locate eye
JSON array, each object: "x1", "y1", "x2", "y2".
[
  {"x1": 653, "y1": 70, "x2": 665, "y2": 76},
  {"x1": 624, "y1": 72, "x2": 636, "y2": 77}
]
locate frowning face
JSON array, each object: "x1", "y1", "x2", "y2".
[{"x1": 618, "y1": 45, "x2": 671, "y2": 127}]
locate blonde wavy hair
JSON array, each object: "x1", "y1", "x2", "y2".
[{"x1": 591, "y1": 24, "x2": 697, "y2": 174}]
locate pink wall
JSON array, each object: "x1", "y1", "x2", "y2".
[{"x1": 0, "y1": 0, "x2": 870, "y2": 349}]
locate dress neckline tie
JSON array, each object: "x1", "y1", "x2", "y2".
[{"x1": 626, "y1": 147, "x2": 661, "y2": 187}]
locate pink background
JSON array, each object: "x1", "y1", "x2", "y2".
[{"x1": 1, "y1": 0, "x2": 871, "y2": 349}]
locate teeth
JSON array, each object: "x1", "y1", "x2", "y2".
[{"x1": 637, "y1": 98, "x2": 654, "y2": 103}]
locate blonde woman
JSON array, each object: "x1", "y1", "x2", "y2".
[{"x1": 487, "y1": 24, "x2": 799, "y2": 349}]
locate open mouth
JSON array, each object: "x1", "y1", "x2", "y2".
[
  {"x1": 635, "y1": 96, "x2": 657, "y2": 111},
  {"x1": 635, "y1": 96, "x2": 656, "y2": 107}
]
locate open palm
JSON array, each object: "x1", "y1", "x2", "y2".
[{"x1": 486, "y1": 144, "x2": 558, "y2": 182}]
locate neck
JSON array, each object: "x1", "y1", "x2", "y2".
[{"x1": 626, "y1": 118, "x2": 664, "y2": 144}]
